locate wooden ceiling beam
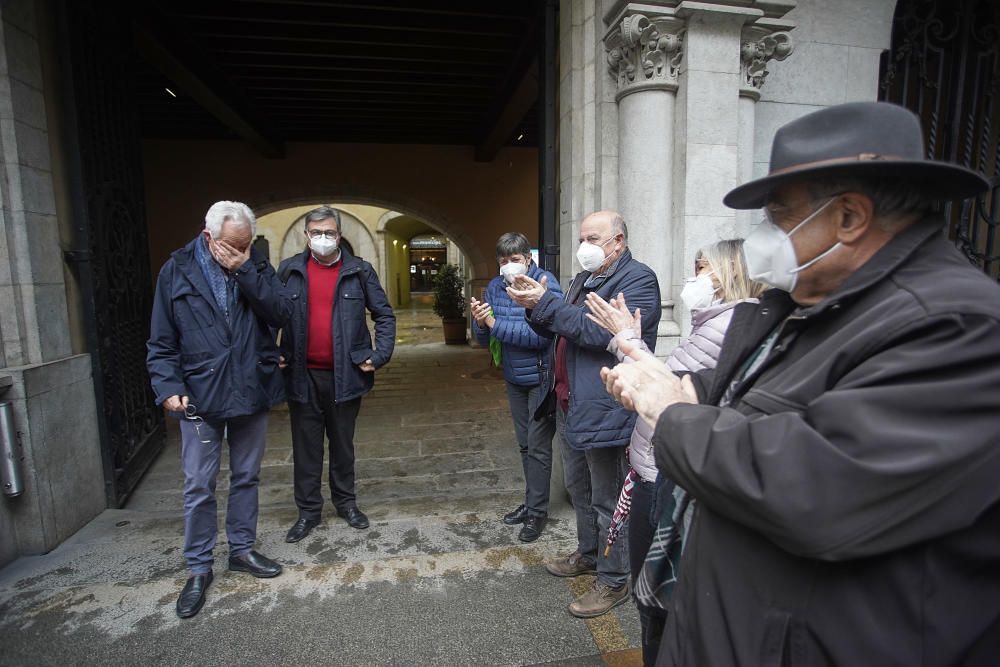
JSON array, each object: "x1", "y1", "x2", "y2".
[{"x1": 132, "y1": 11, "x2": 285, "y2": 158}]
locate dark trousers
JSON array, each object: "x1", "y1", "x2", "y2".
[
  {"x1": 179, "y1": 410, "x2": 268, "y2": 574},
  {"x1": 630, "y1": 476, "x2": 668, "y2": 667},
  {"x1": 557, "y1": 407, "x2": 630, "y2": 588},
  {"x1": 504, "y1": 381, "x2": 555, "y2": 516},
  {"x1": 289, "y1": 368, "x2": 363, "y2": 519}
]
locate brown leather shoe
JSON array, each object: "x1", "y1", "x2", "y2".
[
  {"x1": 544, "y1": 550, "x2": 597, "y2": 577},
  {"x1": 568, "y1": 581, "x2": 630, "y2": 618}
]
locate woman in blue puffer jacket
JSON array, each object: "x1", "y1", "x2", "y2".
[
  {"x1": 586, "y1": 238, "x2": 764, "y2": 666},
  {"x1": 471, "y1": 232, "x2": 563, "y2": 543}
]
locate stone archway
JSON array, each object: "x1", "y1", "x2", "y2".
[{"x1": 247, "y1": 183, "x2": 488, "y2": 280}]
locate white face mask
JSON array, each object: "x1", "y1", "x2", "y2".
[
  {"x1": 744, "y1": 197, "x2": 841, "y2": 292},
  {"x1": 499, "y1": 261, "x2": 528, "y2": 283},
  {"x1": 577, "y1": 236, "x2": 616, "y2": 273},
  {"x1": 310, "y1": 235, "x2": 338, "y2": 257},
  {"x1": 680, "y1": 272, "x2": 718, "y2": 311}
]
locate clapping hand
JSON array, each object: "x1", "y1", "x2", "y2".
[
  {"x1": 585, "y1": 291, "x2": 641, "y2": 335},
  {"x1": 600, "y1": 337, "x2": 698, "y2": 428},
  {"x1": 506, "y1": 274, "x2": 548, "y2": 309},
  {"x1": 470, "y1": 297, "x2": 495, "y2": 328}
]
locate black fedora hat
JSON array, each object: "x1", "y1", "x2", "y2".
[{"x1": 723, "y1": 102, "x2": 990, "y2": 210}]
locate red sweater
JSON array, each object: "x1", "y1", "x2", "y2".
[{"x1": 306, "y1": 256, "x2": 340, "y2": 369}]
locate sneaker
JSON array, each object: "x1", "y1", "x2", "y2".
[
  {"x1": 568, "y1": 581, "x2": 630, "y2": 618},
  {"x1": 544, "y1": 550, "x2": 597, "y2": 577}
]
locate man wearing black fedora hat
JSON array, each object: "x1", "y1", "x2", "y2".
[{"x1": 601, "y1": 102, "x2": 1000, "y2": 665}]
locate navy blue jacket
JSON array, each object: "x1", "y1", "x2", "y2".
[
  {"x1": 528, "y1": 249, "x2": 661, "y2": 449},
  {"x1": 147, "y1": 237, "x2": 290, "y2": 421},
  {"x1": 472, "y1": 262, "x2": 563, "y2": 386},
  {"x1": 277, "y1": 248, "x2": 395, "y2": 404}
]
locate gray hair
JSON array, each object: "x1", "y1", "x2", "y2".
[
  {"x1": 204, "y1": 200, "x2": 256, "y2": 237},
  {"x1": 609, "y1": 212, "x2": 628, "y2": 241},
  {"x1": 806, "y1": 178, "x2": 934, "y2": 231},
  {"x1": 495, "y1": 232, "x2": 532, "y2": 260},
  {"x1": 304, "y1": 206, "x2": 342, "y2": 233}
]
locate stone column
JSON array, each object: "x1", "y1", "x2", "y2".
[
  {"x1": 669, "y1": 1, "x2": 793, "y2": 336},
  {"x1": 605, "y1": 10, "x2": 685, "y2": 352},
  {"x1": 737, "y1": 24, "x2": 793, "y2": 229}
]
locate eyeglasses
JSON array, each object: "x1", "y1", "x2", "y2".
[
  {"x1": 763, "y1": 193, "x2": 844, "y2": 225},
  {"x1": 183, "y1": 404, "x2": 213, "y2": 444},
  {"x1": 307, "y1": 230, "x2": 339, "y2": 240}
]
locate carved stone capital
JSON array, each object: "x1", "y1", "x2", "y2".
[
  {"x1": 606, "y1": 13, "x2": 685, "y2": 101},
  {"x1": 740, "y1": 28, "x2": 794, "y2": 98}
]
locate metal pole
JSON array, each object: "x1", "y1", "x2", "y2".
[
  {"x1": 0, "y1": 402, "x2": 24, "y2": 497},
  {"x1": 538, "y1": 0, "x2": 559, "y2": 276}
]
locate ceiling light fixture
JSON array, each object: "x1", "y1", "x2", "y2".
[
  {"x1": 517, "y1": 133, "x2": 524, "y2": 141},
  {"x1": 165, "y1": 88, "x2": 177, "y2": 98}
]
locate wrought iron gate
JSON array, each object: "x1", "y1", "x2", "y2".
[
  {"x1": 879, "y1": 0, "x2": 1000, "y2": 280},
  {"x1": 57, "y1": 0, "x2": 165, "y2": 506}
]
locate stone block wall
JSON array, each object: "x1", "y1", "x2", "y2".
[{"x1": 0, "y1": 0, "x2": 104, "y2": 569}]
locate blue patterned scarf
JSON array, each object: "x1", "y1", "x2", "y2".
[{"x1": 194, "y1": 235, "x2": 235, "y2": 321}]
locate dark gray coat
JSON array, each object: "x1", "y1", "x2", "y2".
[
  {"x1": 528, "y1": 249, "x2": 661, "y2": 449},
  {"x1": 147, "y1": 238, "x2": 290, "y2": 421},
  {"x1": 653, "y1": 217, "x2": 1000, "y2": 666}
]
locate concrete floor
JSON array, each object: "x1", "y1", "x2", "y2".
[{"x1": 0, "y1": 306, "x2": 642, "y2": 666}]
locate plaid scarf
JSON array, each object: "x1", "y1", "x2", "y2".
[{"x1": 194, "y1": 235, "x2": 236, "y2": 322}]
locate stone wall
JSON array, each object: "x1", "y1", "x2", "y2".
[
  {"x1": 0, "y1": 0, "x2": 105, "y2": 569},
  {"x1": 556, "y1": 0, "x2": 897, "y2": 351}
]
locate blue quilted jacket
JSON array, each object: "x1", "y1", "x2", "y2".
[{"x1": 473, "y1": 262, "x2": 563, "y2": 386}]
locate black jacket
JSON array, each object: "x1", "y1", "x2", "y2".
[
  {"x1": 528, "y1": 249, "x2": 661, "y2": 449},
  {"x1": 147, "y1": 237, "x2": 289, "y2": 421},
  {"x1": 277, "y1": 248, "x2": 395, "y2": 404},
  {"x1": 653, "y1": 218, "x2": 1000, "y2": 666}
]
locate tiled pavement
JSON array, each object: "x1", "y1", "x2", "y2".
[{"x1": 0, "y1": 321, "x2": 642, "y2": 665}]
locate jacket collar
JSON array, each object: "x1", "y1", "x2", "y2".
[{"x1": 796, "y1": 214, "x2": 945, "y2": 318}]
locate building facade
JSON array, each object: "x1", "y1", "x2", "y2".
[{"x1": 2, "y1": 0, "x2": 998, "y2": 568}]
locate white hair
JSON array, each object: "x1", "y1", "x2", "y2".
[{"x1": 204, "y1": 200, "x2": 256, "y2": 238}]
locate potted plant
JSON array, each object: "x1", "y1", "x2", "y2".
[{"x1": 432, "y1": 263, "x2": 467, "y2": 344}]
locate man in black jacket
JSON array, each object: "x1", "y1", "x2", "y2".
[
  {"x1": 278, "y1": 207, "x2": 395, "y2": 541},
  {"x1": 603, "y1": 102, "x2": 1000, "y2": 665}
]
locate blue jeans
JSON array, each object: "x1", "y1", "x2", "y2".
[
  {"x1": 505, "y1": 381, "x2": 555, "y2": 516},
  {"x1": 557, "y1": 408, "x2": 629, "y2": 588},
  {"x1": 179, "y1": 410, "x2": 268, "y2": 574}
]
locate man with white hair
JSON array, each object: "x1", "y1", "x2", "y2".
[{"x1": 148, "y1": 200, "x2": 292, "y2": 619}]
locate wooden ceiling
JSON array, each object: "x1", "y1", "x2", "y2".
[{"x1": 129, "y1": 0, "x2": 541, "y2": 158}]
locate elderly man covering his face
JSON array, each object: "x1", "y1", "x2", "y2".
[
  {"x1": 147, "y1": 200, "x2": 292, "y2": 619},
  {"x1": 602, "y1": 102, "x2": 1000, "y2": 666}
]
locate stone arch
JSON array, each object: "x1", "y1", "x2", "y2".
[{"x1": 247, "y1": 184, "x2": 487, "y2": 279}]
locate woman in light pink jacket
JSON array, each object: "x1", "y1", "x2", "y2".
[{"x1": 585, "y1": 238, "x2": 764, "y2": 666}]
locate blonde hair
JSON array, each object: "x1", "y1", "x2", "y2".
[{"x1": 696, "y1": 238, "x2": 765, "y2": 303}]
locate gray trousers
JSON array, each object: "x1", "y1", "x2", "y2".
[
  {"x1": 179, "y1": 410, "x2": 268, "y2": 575},
  {"x1": 557, "y1": 407, "x2": 630, "y2": 588},
  {"x1": 504, "y1": 381, "x2": 555, "y2": 516}
]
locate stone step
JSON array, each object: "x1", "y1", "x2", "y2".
[
  {"x1": 1, "y1": 498, "x2": 575, "y2": 592},
  {"x1": 125, "y1": 466, "x2": 527, "y2": 513}
]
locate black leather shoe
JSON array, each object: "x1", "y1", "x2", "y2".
[
  {"x1": 337, "y1": 506, "x2": 370, "y2": 529},
  {"x1": 228, "y1": 550, "x2": 283, "y2": 578},
  {"x1": 285, "y1": 517, "x2": 320, "y2": 543},
  {"x1": 518, "y1": 515, "x2": 547, "y2": 543},
  {"x1": 176, "y1": 572, "x2": 213, "y2": 619},
  {"x1": 503, "y1": 504, "x2": 528, "y2": 525}
]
